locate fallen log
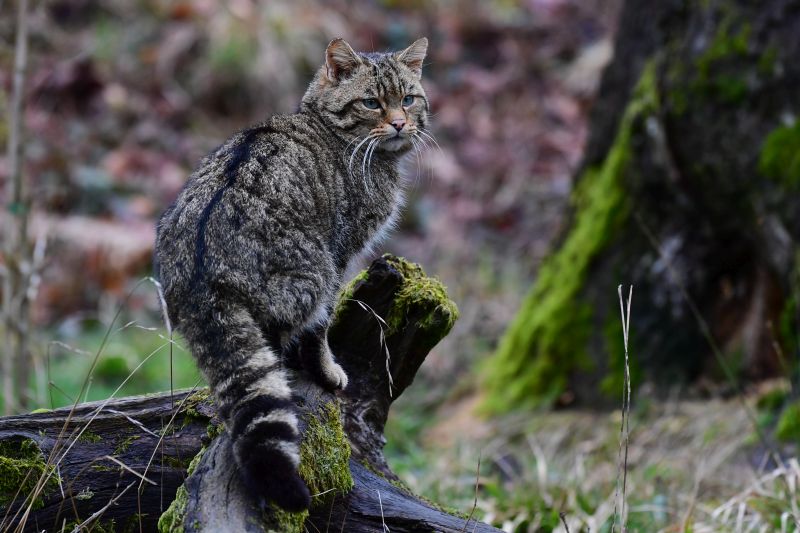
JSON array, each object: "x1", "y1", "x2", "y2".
[{"x1": 0, "y1": 255, "x2": 500, "y2": 533}]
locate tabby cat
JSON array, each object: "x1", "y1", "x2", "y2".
[{"x1": 154, "y1": 37, "x2": 429, "y2": 511}]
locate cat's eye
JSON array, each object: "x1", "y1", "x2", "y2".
[
  {"x1": 363, "y1": 98, "x2": 381, "y2": 109},
  {"x1": 402, "y1": 95, "x2": 415, "y2": 107}
]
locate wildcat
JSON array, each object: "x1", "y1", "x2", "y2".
[{"x1": 154, "y1": 37, "x2": 429, "y2": 512}]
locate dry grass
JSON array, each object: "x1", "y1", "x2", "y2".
[{"x1": 387, "y1": 387, "x2": 798, "y2": 532}]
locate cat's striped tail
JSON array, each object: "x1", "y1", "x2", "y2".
[{"x1": 180, "y1": 303, "x2": 311, "y2": 512}]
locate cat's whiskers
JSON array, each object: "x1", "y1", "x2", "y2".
[
  {"x1": 407, "y1": 135, "x2": 423, "y2": 189},
  {"x1": 348, "y1": 134, "x2": 378, "y2": 179},
  {"x1": 362, "y1": 137, "x2": 382, "y2": 186},
  {"x1": 411, "y1": 131, "x2": 436, "y2": 188},
  {"x1": 416, "y1": 129, "x2": 443, "y2": 154}
]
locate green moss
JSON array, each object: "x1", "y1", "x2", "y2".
[
  {"x1": 78, "y1": 431, "x2": 102, "y2": 443},
  {"x1": 668, "y1": 13, "x2": 753, "y2": 112},
  {"x1": 113, "y1": 435, "x2": 139, "y2": 455},
  {"x1": 298, "y1": 401, "x2": 353, "y2": 499},
  {"x1": 693, "y1": 18, "x2": 750, "y2": 103},
  {"x1": 482, "y1": 61, "x2": 659, "y2": 413},
  {"x1": 383, "y1": 255, "x2": 459, "y2": 335},
  {"x1": 158, "y1": 446, "x2": 207, "y2": 533},
  {"x1": 332, "y1": 269, "x2": 371, "y2": 321},
  {"x1": 206, "y1": 423, "x2": 224, "y2": 440},
  {"x1": 265, "y1": 506, "x2": 307, "y2": 533},
  {"x1": 759, "y1": 121, "x2": 800, "y2": 188},
  {"x1": 0, "y1": 437, "x2": 59, "y2": 510},
  {"x1": 164, "y1": 455, "x2": 193, "y2": 470}
]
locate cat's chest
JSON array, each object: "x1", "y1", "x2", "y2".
[{"x1": 333, "y1": 175, "x2": 400, "y2": 256}]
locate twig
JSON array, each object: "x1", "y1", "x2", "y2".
[
  {"x1": 68, "y1": 482, "x2": 136, "y2": 533},
  {"x1": 376, "y1": 490, "x2": 389, "y2": 532},
  {"x1": 612, "y1": 285, "x2": 633, "y2": 533},
  {"x1": 559, "y1": 512, "x2": 571, "y2": 533},
  {"x1": 460, "y1": 453, "x2": 481, "y2": 533},
  {"x1": 348, "y1": 298, "x2": 394, "y2": 396}
]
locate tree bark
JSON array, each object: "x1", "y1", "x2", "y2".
[
  {"x1": 485, "y1": 0, "x2": 800, "y2": 412},
  {"x1": 0, "y1": 255, "x2": 499, "y2": 533}
]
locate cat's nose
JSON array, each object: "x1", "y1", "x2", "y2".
[{"x1": 390, "y1": 118, "x2": 406, "y2": 132}]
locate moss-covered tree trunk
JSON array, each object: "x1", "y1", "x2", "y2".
[
  {"x1": 1, "y1": 256, "x2": 499, "y2": 533},
  {"x1": 485, "y1": 0, "x2": 800, "y2": 411}
]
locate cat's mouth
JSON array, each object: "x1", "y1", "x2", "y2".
[{"x1": 380, "y1": 135, "x2": 412, "y2": 152}]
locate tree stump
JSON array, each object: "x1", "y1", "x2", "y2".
[{"x1": 0, "y1": 255, "x2": 500, "y2": 533}]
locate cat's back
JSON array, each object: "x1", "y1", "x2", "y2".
[{"x1": 154, "y1": 113, "x2": 339, "y2": 303}]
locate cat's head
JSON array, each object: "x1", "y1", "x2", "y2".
[{"x1": 301, "y1": 37, "x2": 429, "y2": 156}]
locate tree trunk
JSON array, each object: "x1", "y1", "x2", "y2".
[
  {"x1": 485, "y1": 0, "x2": 800, "y2": 412},
  {"x1": 0, "y1": 255, "x2": 498, "y2": 533}
]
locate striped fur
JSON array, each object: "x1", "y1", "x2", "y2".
[{"x1": 154, "y1": 38, "x2": 429, "y2": 512}]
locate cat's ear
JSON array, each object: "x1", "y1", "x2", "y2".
[
  {"x1": 325, "y1": 38, "x2": 362, "y2": 82},
  {"x1": 397, "y1": 37, "x2": 428, "y2": 78}
]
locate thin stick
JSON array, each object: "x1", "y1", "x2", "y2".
[
  {"x1": 612, "y1": 284, "x2": 633, "y2": 533},
  {"x1": 68, "y1": 482, "x2": 136, "y2": 533},
  {"x1": 460, "y1": 453, "x2": 481, "y2": 533},
  {"x1": 376, "y1": 490, "x2": 389, "y2": 532},
  {"x1": 559, "y1": 512, "x2": 571, "y2": 533}
]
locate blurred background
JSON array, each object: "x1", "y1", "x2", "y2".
[{"x1": 2, "y1": 0, "x2": 800, "y2": 531}]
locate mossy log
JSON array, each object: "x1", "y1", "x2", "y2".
[
  {"x1": 0, "y1": 255, "x2": 499, "y2": 533},
  {"x1": 484, "y1": 0, "x2": 800, "y2": 412}
]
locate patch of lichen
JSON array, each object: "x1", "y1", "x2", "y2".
[
  {"x1": 383, "y1": 255, "x2": 459, "y2": 336},
  {"x1": 759, "y1": 121, "x2": 800, "y2": 188},
  {"x1": 482, "y1": 61, "x2": 658, "y2": 413},
  {"x1": 157, "y1": 446, "x2": 207, "y2": 533},
  {"x1": 0, "y1": 437, "x2": 59, "y2": 510}
]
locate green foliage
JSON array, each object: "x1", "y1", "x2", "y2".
[
  {"x1": 0, "y1": 438, "x2": 59, "y2": 510},
  {"x1": 34, "y1": 323, "x2": 203, "y2": 414},
  {"x1": 759, "y1": 121, "x2": 800, "y2": 188},
  {"x1": 94, "y1": 355, "x2": 131, "y2": 383},
  {"x1": 776, "y1": 401, "x2": 800, "y2": 442},
  {"x1": 482, "y1": 61, "x2": 659, "y2": 413}
]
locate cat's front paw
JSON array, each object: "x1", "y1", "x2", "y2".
[{"x1": 319, "y1": 358, "x2": 349, "y2": 391}]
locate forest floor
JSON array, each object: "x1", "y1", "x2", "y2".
[{"x1": 386, "y1": 379, "x2": 800, "y2": 532}]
